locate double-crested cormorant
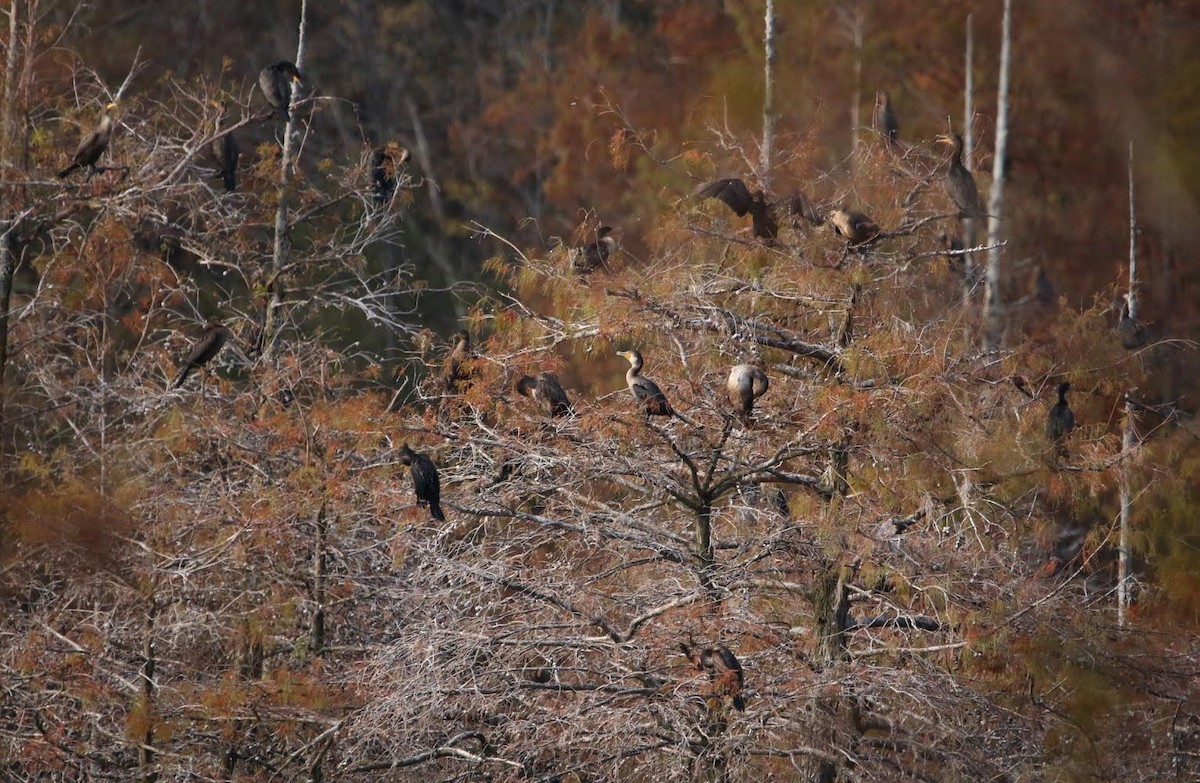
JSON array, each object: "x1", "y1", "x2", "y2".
[
  {"x1": 372, "y1": 143, "x2": 410, "y2": 204},
  {"x1": 442, "y1": 330, "x2": 472, "y2": 394},
  {"x1": 515, "y1": 372, "x2": 573, "y2": 417},
  {"x1": 172, "y1": 322, "x2": 230, "y2": 389},
  {"x1": 873, "y1": 90, "x2": 899, "y2": 148},
  {"x1": 398, "y1": 444, "x2": 445, "y2": 521},
  {"x1": 936, "y1": 133, "x2": 985, "y2": 218},
  {"x1": 617, "y1": 349, "x2": 674, "y2": 418},
  {"x1": 1045, "y1": 381, "x2": 1075, "y2": 454},
  {"x1": 1034, "y1": 266, "x2": 1055, "y2": 307},
  {"x1": 573, "y1": 226, "x2": 617, "y2": 274},
  {"x1": 212, "y1": 132, "x2": 239, "y2": 192},
  {"x1": 680, "y1": 641, "x2": 745, "y2": 711},
  {"x1": 829, "y1": 208, "x2": 881, "y2": 245},
  {"x1": 1116, "y1": 295, "x2": 1147, "y2": 349},
  {"x1": 727, "y1": 363, "x2": 769, "y2": 420},
  {"x1": 696, "y1": 178, "x2": 779, "y2": 241},
  {"x1": 57, "y1": 102, "x2": 118, "y2": 179},
  {"x1": 259, "y1": 61, "x2": 303, "y2": 120}
]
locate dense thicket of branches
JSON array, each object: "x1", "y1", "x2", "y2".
[{"x1": 1, "y1": 2, "x2": 1199, "y2": 782}]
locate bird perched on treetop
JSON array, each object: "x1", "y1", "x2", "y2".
[
  {"x1": 573, "y1": 226, "x2": 617, "y2": 275},
  {"x1": 515, "y1": 372, "x2": 573, "y2": 418},
  {"x1": 935, "y1": 133, "x2": 985, "y2": 218},
  {"x1": 873, "y1": 90, "x2": 899, "y2": 149},
  {"x1": 398, "y1": 444, "x2": 445, "y2": 521},
  {"x1": 1116, "y1": 294, "x2": 1147, "y2": 350},
  {"x1": 680, "y1": 641, "x2": 746, "y2": 711},
  {"x1": 212, "y1": 132, "x2": 239, "y2": 192},
  {"x1": 259, "y1": 61, "x2": 303, "y2": 120},
  {"x1": 372, "y1": 143, "x2": 410, "y2": 205},
  {"x1": 1045, "y1": 381, "x2": 1075, "y2": 457},
  {"x1": 171, "y1": 322, "x2": 230, "y2": 389},
  {"x1": 58, "y1": 102, "x2": 118, "y2": 179},
  {"x1": 726, "y1": 363, "x2": 769, "y2": 422},
  {"x1": 616, "y1": 349, "x2": 677, "y2": 419}
]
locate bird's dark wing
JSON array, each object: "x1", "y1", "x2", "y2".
[
  {"x1": 537, "y1": 373, "x2": 572, "y2": 416},
  {"x1": 781, "y1": 192, "x2": 824, "y2": 227},
  {"x1": 696, "y1": 178, "x2": 753, "y2": 217}
]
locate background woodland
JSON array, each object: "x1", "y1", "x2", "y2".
[{"x1": 2, "y1": 1, "x2": 1200, "y2": 781}]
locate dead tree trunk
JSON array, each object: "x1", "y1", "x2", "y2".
[
  {"x1": 760, "y1": 0, "x2": 776, "y2": 190},
  {"x1": 262, "y1": 0, "x2": 309, "y2": 363},
  {"x1": 982, "y1": 0, "x2": 1013, "y2": 352},
  {"x1": 0, "y1": 1, "x2": 22, "y2": 469},
  {"x1": 1119, "y1": 141, "x2": 1137, "y2": 627},
  {"x1": 962, "y1": 12, "x2": 977, "y2": 294}
]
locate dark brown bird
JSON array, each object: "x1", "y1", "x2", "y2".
[
  {"x1": 829, "y1": 208, "x2": 881, "y2": 245},
  {"x1": 1045, "y1": 381, "x2": 1075, "y2": 455},
  {"x1": 696, "y1": 178, "x2": 779, "y2": 241},
  {"x1": 212, "y1": 132, "x2": 239, "y2": 192},
  {"x1": 573, "y1": 226, "x2": 617, "y2": 274},
  {"x1": 372, "y1": 143, "x2": 410, "y2": 204},
  {"x1": 442, "y1": 330, "x2": 472, "y2": 394},
  {"x1": 57, "y1": 102, "x2": 117, "y2": 179},
  {"x1": 172, "y1": 323, "x2": 230, "y2": 389},
  {"x1": 726, "y1": 363, "x2": 769, "y2": 420},
  {"x1": 515, "y1": 372, "x2": 573, "y2": 417},
  {"x1": 398, "y1": 444, "x2": 445, "y2": 521},
  {"x1": 1033, "y1": 266, "x2": 1056, "y2": 306},
  {"x1": 935, "y1": 133, "x2": 985, "y2": 218},
  {"x1": 1116, "y1": 295, "x2": 1147, "y2": 350},
  {"x1": 259, "y1": 61, "x2": 303, "y2": 120},
  {"x1": 680, "y1": 641, "x2": 745, "y2": 711},
  {"x1": 873, "y1": 90, "x2": 899, "y2": 148},
  {"x1": 617, "y1": 350, "x2": 675, "y2": 418}
]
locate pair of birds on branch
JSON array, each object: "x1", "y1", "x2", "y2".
[
  {"x1": 617, "y1": 349, "x2": 768, "y2": 423},
  {"x1": 693, "y1": 129, "x2": 983, "y2": 245}
]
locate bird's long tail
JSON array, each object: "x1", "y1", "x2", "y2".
[
  {"x1": 57, "y1": 163, "x2": 79, "y2": 179},
  {"x1": 171, "y1": 366, "x2": 192, "y2": 389},
  {"x1": 429, "y1": 501, "x2": 446, "y2": 521},
  {"x1": 222, "y1": 169, "x2": 236, "y2": 192}
]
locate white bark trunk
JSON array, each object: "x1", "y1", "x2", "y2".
[
  {"x1": 761, "y1": 0, "x2": 776, "y2": 190},
  {"x1": 982, "y1": 0, "x2": 1012, "y2": 352},
  {"x1": 1119, "y1": 141, "x2": 1137, "y2": 627}
]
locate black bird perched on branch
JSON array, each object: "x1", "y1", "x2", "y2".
[
  {"x1": 617, "y1": 349, "x2": 676, "y2": 419},
  {"x1": 398, "y1": 444, "x2": 445, "y2": 521},
  {"x1": 1045, "y1": 382, "x2": 1075, "y2": 455},
  {"x1": 1116, "y1": 295, "x2": 1148, "y2": 349},
  {"x1": 212, "y1": 132, "x2": 239, "y2": 192},
  {"x1": 935, "y1": 133, "x2": 985, "y2": 218},
  {"x1": 873, "y1": 90, "x2": 899, "y2": 148},
  {"x1": 573, "y1": 226, "x2": 617, "y2": 274},
  {"x1": 726, "y1": 363, "x2": 769, "y2": 421},
  {"x1": 259, "y1": 61, "x2": 303, "y2": 120},
  {"x1": 172, "y1": 323, "x2": 230, "y2": 389},
  {"x1": 680, "y1": 642, "x2": 745, "y2": 711},
  {"x1": 371, "y1": 143, "x2": 410, "y2": 204},
  {"x1": 515, "y1": 372, "x2": 573, "y2": 417},
  {"x1": 57, "y1": 102, "x2": 118, "y2": 179},
  {"x1": 829, "y1": 207, "x2": 881, "y2": 246}
]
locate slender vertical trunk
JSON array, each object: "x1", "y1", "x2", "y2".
[
  {"x1": 140, "y1": 599, "x2": 159, "y2": 783},
  {"x1": 1119, "y1": 142, "x2": 1137, "y2": 627},
  {"x1": 694, "y1": 502, "x2": 718, "y2": 599},
  {"x1": 312, "y1": 504, "x2": 327, "y2": 655},
  {"x1": 0, "y1": 2, "x2": 22, "y2": 467},
  {"x1": 962, "y1": 13, "x2": 976, "y2": 293},
  {"x1": 760, "y1": 0, "x2": 776, "y2": 190},
  {"x1": 849, "y1": 5, "x2": 863, "y2": 161},
  {"x1": 262, "y1": 0, "x2": 309, "y2": 363},
  {"x1": 982, "y1": 0, "x2": 1013, "y2": 352}
]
